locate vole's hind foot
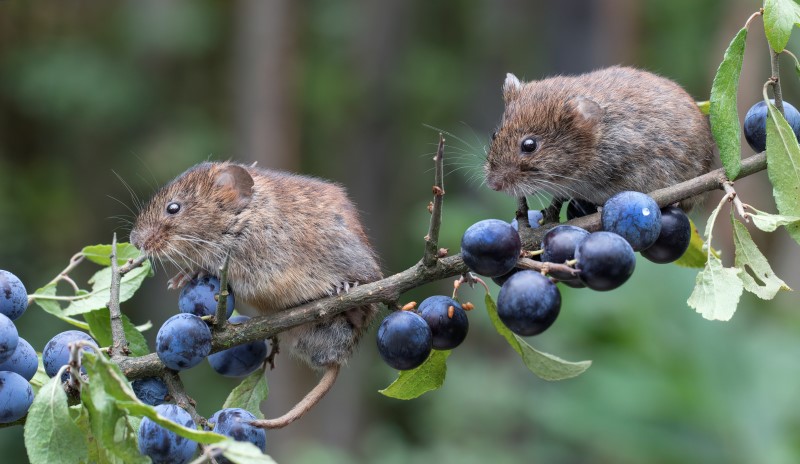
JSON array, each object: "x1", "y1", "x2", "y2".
[
  {"x1": 332, "y1": 281, "x2": 359, "y2": 295},
  {"x1": 166, "y1": 269, "x2": 206, "y2": 290},
  {"x1": 249, "y1": 364, "x2": 340, "y2": 429}
]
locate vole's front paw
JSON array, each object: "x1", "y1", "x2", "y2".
[{"x1": 167, "y1": 269, "x2": 206, "y2": 290}]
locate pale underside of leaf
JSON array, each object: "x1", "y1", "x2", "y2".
[{"x1": 731, "y1": 215, "x2": 791, "y2": 299}]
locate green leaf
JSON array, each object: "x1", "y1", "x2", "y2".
[
  {"x1": 84, "y1": 308, "x2": 150, "y2": 357},
  {"x1": 29, "y1": 355, "x2": 49, "y2": 394},
  {"x1": 211, "y1": 440, "x2": 278, "y2": 464},
  {"x1": 747, "y1": 207, "x2": 800, "y2": 233},
  {"x1": 31, "y1": 284, "x2": 90, "y2": 330},
  {"x1": 82, "y1": 351, "x2": 228, "y2": 445},
  {"x1": 696, "y1": 100, "x2": 710, "y2": 115},
  {"x1": 765, "y1": 101, "x2": 800, "y2": 245},
  {"x1": 379, "y1": 350, "x2": 451, "y2": 399},
  {"x1": 709, "y1": 27, "x2": 748, "y2": 179},
  {"x1": 82, "y1": 243, "x2": 142, "y2": 266},
  {"x1": 63, "y1": 260, "x2": 151, "y2": 316},
  {"x1": 81, "y1": 353, "x2": 150, "y2": 464},
  {"x1": 485, "y1": 295, "x2": 591, "y2": 380},
  {"x1": 673, "y1": 218, "x2": 709, "y2": 268},
  {"x1": 764, "y1": 0, "x2": 800, "y2": 53},
  {"x1": 731, "y1": 214, "x2": 791, "y2": 299},
  {"x1": 222, "y1": 366, "x2": 268, "y2": 418},
  {"x1": 24, "y1": 374, "x2": 89, "y2": 464}
]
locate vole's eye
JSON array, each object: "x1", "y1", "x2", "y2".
[
  {"x1": 166, "y1": 202, "x2": 181, "y2": 215},
  {"x1": 520, "y1": 137, "x2": 538, "y2": 153},
  {"x1": 491, "y1": 131, "x2": 498, "y2": 141}
]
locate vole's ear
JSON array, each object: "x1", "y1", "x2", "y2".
[
  {"x1": 565, "y1": 97, "x2": 604, "y2": 130},
  {"x1": 214, "y1": 164, "x2": 254, "y2": 209},
  {"x1": 503, "y1": 73, "x2": 522, "y2": 102}
]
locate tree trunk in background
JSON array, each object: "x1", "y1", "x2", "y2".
[{"x1": 232, "y1": 0, "x2": 298, "y2": 170}]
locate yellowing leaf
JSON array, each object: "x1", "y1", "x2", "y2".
[
  {"x1": 696, "y1": 100, "x2": 710, "y2": 115},
  {"x1": 674, "y1": 218, "x2": 709, "y2": 268},
  {"x1": 709, "y1": 27, "x2": 748, "y2": 179},
  {"x1": 379, "y1": 350, "x2": 450, "y2": 400},
  {"x1": 485, "y1": 295, "x2": 590, "y2": 380}
]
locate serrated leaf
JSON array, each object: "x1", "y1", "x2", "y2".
[
  {"x1": 696, "y1": 100, "x2": 710, "y2": 115},
  {"x1": 63, "y1": 260, "x2": 151, "y2": 316},
  {"x1": 485, "y1": 295, "x2": 591, "y2": 380},
  {"x1": 84, "y1": 308, "x2": 150, "y2": 357},
  {"x1": 766, "y1": 101, "x2": 800, "y2": 245},
  {"x1": 222, "y1": 367, "x2": 268, "y2": 418},
  {"x1": 31, "y1": 284, "x2": 90, "y2": 330},
  {"x1": 710, "y1": 27, "x2": 747, "y2": 179},
  {"x1": 747, "y1": 207, "x2": 800, "y2": 232},
  {"x1": 82, "y1": 351, "x2": 228, "y2": 445},
  {"x1": 673, "y1": 218, "x2": 709, "y2": 268},
  {"x1": 731, "y1": 214, "x2": 791, "y2": 299},
  {"x1": 379, "y1": 350, "x2": 451, "y2": 399},
  {"x1": 210, "y1": 440, "x2": 277, "y2": 464},
  {"x1": 764, "y1": 0, "x2": 800, "y2": 53},
  {"x1": 24, "y1": 374, "x2": 89, "y2": 464},
  {"x1": 82, "y1": 243, "x2": 142, "y2": 266}
]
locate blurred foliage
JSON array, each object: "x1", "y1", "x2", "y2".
[{"x1": 0, "y1": 0, "x2": 799, "y2": 463}]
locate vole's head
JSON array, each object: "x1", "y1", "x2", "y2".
[
  {"x1": 130, "y1": 162, "x2": 254, "y2": 267},
  {"x1": 485, "y1": 73, "x2": 605, "y2": 198}
]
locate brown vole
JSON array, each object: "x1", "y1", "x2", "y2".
[
  {"x1": 485, "y1": 66, "x2": 714, "y2": 209},
  {"x1": 130, "y1": 162, "x2": 382, "y2": 428}
]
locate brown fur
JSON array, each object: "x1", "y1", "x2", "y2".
[
  {"x1": 485, "y1": 66, "x2": 715, "y2": 208},
  {"x1": 130, "y1": 162, "x2": 382, "y2": 369}
]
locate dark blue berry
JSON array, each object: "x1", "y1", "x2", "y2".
[
  {"x1": 179, "y1": 275, "x2": 235, "y2": 318},
  {"x1": 461, "y1": 219, "x2": 521, "y2": 277},
  {"x1": 641, "y1": 206, "x2": 692, "y2": 264},
  {"x1": 497, "y1": 271, "x2": 561, "y2": 336},
  {"x1": 0, "y1": 270, "x2": 27, "y2": 320},
  {"x1": 541, "y1": 225, "x2": 589, "y2": 282},
  {"x1": 491, "y1": 267, "x2": 521, "y2": 287},
  {"x1": 0, "y1": 337, "x2": 38, "y2": 381},
  {"x1": 743, "y1": 100, "x2": 800, "y2": 153},
  {"x1": 208, "y1": 316, "x2": 267, "y2": 377},
  {"x1": 566, "y1": 199, "x2": 597, "y2": 220},
  {"x1": 208, "y1": 408, "x2": 266, "y2": 460},
  {"x1": 0, "y1": 371, "x2": 33, "y2": 423},
  {"x1": 156, "y1": 314, "x2": 212, "y2": 370},
  {"x1": 601, "y1": 191, "x2": 661, "y2": 251},
  {"x1": 376, "y1": 311, "x2": 432, "y2": 370},
  {"x1": 418, "y1": 296, "x2": 469, "y2": 350},
  {"x1": 132, "y1": 377, "x2": 169, "y2": 406},
  {"x1": 0, "y1": 314, "x2": 18, "y2": 365},
  {"x1": 575, "y1": 232, "x2": 636, "y2": 291},
  {"x1": 43, "y1": 330, "x2": 96, "y2": 380},
  {"x1": 510, "y1": 210, "x2": 543, "y2": 230},
  {"x1": 138, "y1": 404, "x2": 197, "y2": 464}
]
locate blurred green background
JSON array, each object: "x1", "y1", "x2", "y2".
[{"x1": 2, "y1": 0, "x2": 800, "y2": 463}]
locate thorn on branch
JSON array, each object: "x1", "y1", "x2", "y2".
[
  {"x1": 108, "y1": 234, "x2": 130, "y2": 360},
  {"x1": 214, "y1": 252, "x2": 232, "y2": 329},
  {"x1": 422, "y1": 134, "x2": 446, "y2": 268}
]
